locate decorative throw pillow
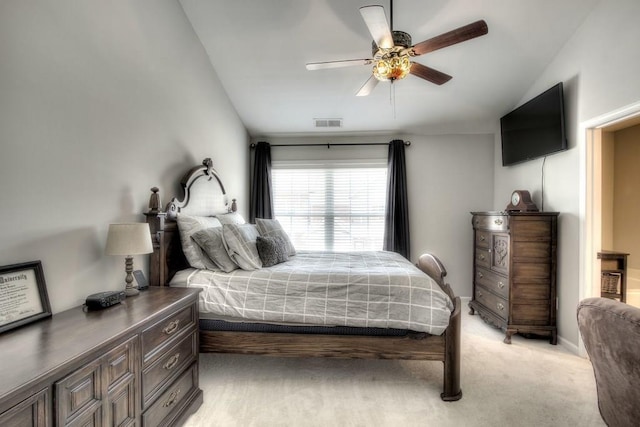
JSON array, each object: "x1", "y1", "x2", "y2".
[
  {"x1": 216, "y1": 212, "x2": 246, "y2": 225},
  {"x1": 222, "y1": 223, "x2": 262, "y2": 270},
  {"x1": 191, "y1": 227, "x2": 239, "y2": 273},
  {"x1": 256, "y1": 236, "x2": 289, "y2": 267},
  {"x1": 255, "y1": 218, "x2": 296, "y2": 256},
  {"x1": 176, "y1": 214, "x2": 222, "y2": 269}
]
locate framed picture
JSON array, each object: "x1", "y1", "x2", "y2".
[{"x1": 0, "y1": 261, "x2": 52, "y2": 334}]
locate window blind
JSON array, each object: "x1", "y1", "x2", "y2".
[{"x1": 272, "y1": 161, "x2": 387, "y2": 251}]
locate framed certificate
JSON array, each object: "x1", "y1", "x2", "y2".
[{"x1": 0, "y1": 261, "x2": 52, "y2": 334}]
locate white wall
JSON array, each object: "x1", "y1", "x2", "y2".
[
  {"x1": 259, "y1": 133, "x2": 495, "y2": 298},
  {"x1": 0, "y1": 0, "x2": 249, "y2": 313},
  {"x1": 492, "y1": 0, "x2": 640, "y2": 348}
]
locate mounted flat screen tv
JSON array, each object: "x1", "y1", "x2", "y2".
[{"x1": 501, "y1": 82, "x2": 567, "y2": 166}]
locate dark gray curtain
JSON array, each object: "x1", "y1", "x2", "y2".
[
  {"x1": 250, "y1": 141, "x2": 274, "y2": 222},
  {"x1": 384, "y1": 139, "x2": 410, "y2": 259}
]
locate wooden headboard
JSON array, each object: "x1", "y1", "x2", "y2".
[{"x1": 145, "y1": 158, "x2": 232, "y2": 286}]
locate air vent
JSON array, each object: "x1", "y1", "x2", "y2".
[{"x1": 314, "y1": 118, "x2": 343, "y2": 128}]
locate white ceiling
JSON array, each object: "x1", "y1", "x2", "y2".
[{"x1": 179, "y1": 0, "x2": 598, "y2": 137}]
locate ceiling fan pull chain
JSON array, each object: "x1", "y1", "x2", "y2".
[{"x1": 391, "y1": 81, "x2": 397, "y2": 119}]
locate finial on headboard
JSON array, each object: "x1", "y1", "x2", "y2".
[
  {"x1": 148, "y1": 187, "x2": 161, "y2": 213},
  {"x1": 202, "y1": 158, "x2": 215, "y2": 180}
]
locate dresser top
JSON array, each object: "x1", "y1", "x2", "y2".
[
  {"x1": 471, "y1": 211, "x2": 559, "y2": 216},
  {"x1": 0, "y1": 287, "x2": 199, "y2": 403}
]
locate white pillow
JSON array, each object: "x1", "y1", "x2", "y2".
[
  {"x1": 176, "y1": 214, "x2": 222, "y2": 269},
  {"x1": 216, "y1": 212, "x2": 246, "y2": 225},
  {"x1": 255, "y1": 218, "x2": 296, "y2": 256},
  {"x1": 222, "y1": 223, "x2": 262, "y2": 270},
  {"x1": 191, "y1": 227, "x2": 239, "y2": 273}
]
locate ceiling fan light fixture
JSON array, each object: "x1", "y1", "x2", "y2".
[{"x1": 373, "y1": 54, "x2": 411, "y2": 81}]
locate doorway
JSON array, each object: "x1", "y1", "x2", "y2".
[{"x1": 581, "y1": 101, "x2": 640, "y2": 328}]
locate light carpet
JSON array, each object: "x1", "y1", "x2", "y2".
[{"x1": 183, "y1": 305, "x2": 605, "y2": 427}]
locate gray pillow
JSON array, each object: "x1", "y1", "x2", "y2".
[
  {"x1": 256, "y1": 236, "x2": 289, "y2": 267},
  {"x1": 176, "y1": 214, "x2": 222, "y2": 269},
  {"x1": 255, "y1": 218, "x2": 296, "y2": 256},
  {"x1": 222, "y1": 223, "x2": 262, "y2": 270},
  {"x1": 191, "y1": 227, "x2": 239, "y2": 273}
]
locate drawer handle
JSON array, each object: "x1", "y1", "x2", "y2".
[
  {"x1": 497, "y1": 302, "x2": 505, "y2": 311},
  {"x1": 477, "y1": 272, "x2": 484, "y2": 279},
  {"x1": 494, "y1": 219, "x2": 503, "y2": 226},
  {"x1": 163, "y1": 389, "x2": 181, "y2": 408},
  {"x1": 479, "y1": 235, "x2": 486, "y2": 241},
  {"x1": 498, "y1": 281, "x2": 505, "y2": 289},
  {"x1": 163, "y1": 320, "x2": 180, "y2": 335},
  {"x1": 478, "y1": 291, "x2": 483, "y2": 297},
  {"x1": 163, "y1": 353, "x2": 181, "y2": 370},
  {"x1": 479, "y1": 254, "x2": 486, "y2": 261}
]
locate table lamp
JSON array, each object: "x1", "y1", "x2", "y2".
[{"x1": 105, "y1": 223, "x2": 153, "y2": 296}]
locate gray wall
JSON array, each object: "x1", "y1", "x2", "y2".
[
  {"x1": 259, "y1": 133, "x2": 495, "y2": 299},
  {"x1": 492, "y1": 0, "x2": 640, "y2": 348},
  {"x1": 0, "y1": 0, "x2": 249, "y2": 313}
]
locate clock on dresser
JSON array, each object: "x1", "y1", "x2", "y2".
[{"x1": 506, "y1": 190, "x2": 538, "y2": 212}]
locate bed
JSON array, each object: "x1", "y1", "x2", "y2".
[{"x1": 144, "y1": 158, "x2": 462, "y2": 401}]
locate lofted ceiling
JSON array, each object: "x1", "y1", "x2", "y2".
[{"x1": 179, "y1": 0, "x2": 599, "y2": 137}]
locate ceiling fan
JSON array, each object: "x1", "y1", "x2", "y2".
[{"x1": 305, "y1": 1, "x2": 488, "y2": 96}]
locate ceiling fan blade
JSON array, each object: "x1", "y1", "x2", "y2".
[
  {"x1": 306, "y1": 59, "x2": 373, "y2": 71},
  {"x1": 411, "y1": 20, "x2": 488, "y2": 56},
  {"x1": 410, "y1": 63, "x2": 452, "y2": 85},
  {"x1": 356, "y1": 75, "x2": 379, "y2": 97},
  {"x1": 359, "y1": 5, "x2": 393, "y2": 49}
]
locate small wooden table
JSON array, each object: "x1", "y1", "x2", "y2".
[{"x1": 598, "y1": 251, "x2": 629, "y2": 303}]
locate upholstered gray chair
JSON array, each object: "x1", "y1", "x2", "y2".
[{"x1": 577, "y1": 297, "x2": 640, "y2": 427}]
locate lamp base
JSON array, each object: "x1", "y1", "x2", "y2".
[
  {"x1": 125, "y1": 287, "x2": 140, "y2": 297},
  {"x1": 123, "y1": 255, "x2": 139, "y2": 297}
]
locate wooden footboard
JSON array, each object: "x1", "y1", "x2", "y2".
[{"x1": 199, "y1": 295, "x2": 462, "y2": 401}]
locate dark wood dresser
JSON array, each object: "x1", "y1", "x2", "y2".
[
  {"x1": 469, "y1": 211, "x2": 558, "y2": 344},
  {"x1": 0, "y1": 287, "x2": 202, "y2": 426}
]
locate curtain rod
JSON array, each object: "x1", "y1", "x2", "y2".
[{"x1": 249, "y1": 141, "x2": 411, "y2": 149}]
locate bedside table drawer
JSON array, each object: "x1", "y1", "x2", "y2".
[
  {"x1": 142, "y1": 305, "x2": 196, "y2": 362},
  {"x1": 142, "y1": 331, "x2": 197, "y2": 409},
  {"x1": 142, "y1": 363, "x2": 198, "y2": 427}
]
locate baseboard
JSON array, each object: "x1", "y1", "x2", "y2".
[{"x1": 557, "y1": 335, "x2": 580, "y2": 356}]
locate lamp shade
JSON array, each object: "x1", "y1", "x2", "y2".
[{"x1": 105, "y1": 223, "x2": 153, "y2": 256}]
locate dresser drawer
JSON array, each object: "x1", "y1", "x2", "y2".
[
  {"x1": 142, "y1": 331, "x2": 197, "y2": 409},
  {"x1": 142, "y1": 305, "x2": 196, "y2": 362},
  {"x1": 475, "y1": 267, "x2": 509, "y2": 300},
  {"x1": 475, "y1": 286, "x2": 509, "y2": 321},
  {"x1": 472, "y1": 214, "x2": 508, "y2": 231},
  {"x1": 475, "y1": 230, "x2": 491, "y2": 248},
  {"x1": 142, "y1": 363, "x2": 198, "y2": 427},
  {"x1": 475, "y1": 248, "x2": 491, "y2": 270}
]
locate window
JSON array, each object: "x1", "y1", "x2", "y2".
[{"x1": 272, "y1": 161, "x2": 387, "y2": 251}]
